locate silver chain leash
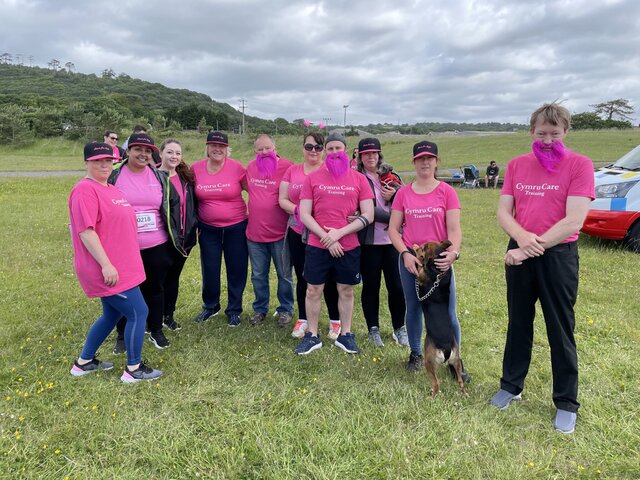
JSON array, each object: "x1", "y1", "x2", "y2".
[{"x1": 415, "y1": 271, "x2": 446, "y2": 301}]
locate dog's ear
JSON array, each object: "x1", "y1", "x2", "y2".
[{"x1": 441, "y1": 240, "x2": 453, "y2": 250}]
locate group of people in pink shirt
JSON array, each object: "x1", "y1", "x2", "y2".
[{"x1": 69, "y1": 102, "x2": 594, "y2": 434}]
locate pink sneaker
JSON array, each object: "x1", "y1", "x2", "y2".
[
  {"x1": 328, "y1": 320, "x2": 341, "y2": 341},
  {"x1": 291, "y1": 319, "x2": 308, "y2": 338}
]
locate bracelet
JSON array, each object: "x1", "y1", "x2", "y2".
[
  {"x1": 400, "y1": 250, "x2": 412, "y2": 258},
  {"x1": 356, "y1": 215, "x2": 370, "y2": 230},
  {"x1": 452, "y1": 251, "x2": 460, "y2": 260}
]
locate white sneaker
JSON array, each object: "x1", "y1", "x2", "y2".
[
  {"x1": 291, "y1": 319, "x2": 308, "y2": 338},
  {"x1": 328, "y1": 320, "x2": 341, "y2": 341}
]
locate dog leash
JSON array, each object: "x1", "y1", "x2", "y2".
[{"x1": 415, "y1": 272, "x2": 446, "y2": 301}]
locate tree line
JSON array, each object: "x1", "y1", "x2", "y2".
[{"x1": 0, "y1": 62, "x2": 635, "y2": 146}]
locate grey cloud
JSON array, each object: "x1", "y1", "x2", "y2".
[{"x1": 0, "y1": 0, "x2": 638, "y2": 124}]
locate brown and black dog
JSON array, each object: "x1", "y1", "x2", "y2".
[{"x1": 412, "y1": 240, "x2": 467, "y2": 398}]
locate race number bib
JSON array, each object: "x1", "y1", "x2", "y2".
[{"x1": 136, "y1": 211, "x2": 158, "y2": 232}]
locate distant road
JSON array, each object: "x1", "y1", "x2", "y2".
[{"x1": 0, "y1": 170, "x2": 84, "y2": 177}]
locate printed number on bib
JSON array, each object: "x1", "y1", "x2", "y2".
[{"x1": 136, "y1": 211, "x2": 158, "y2": 232}]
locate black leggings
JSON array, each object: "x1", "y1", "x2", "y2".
[
  {"x1": 117, "y1": 241, "x2": 175, "y2": 336},
  {"x1": 360, "y1": 244, "x2": 405, "y2": 331},
  {"x1": 163, "y1": 249, "x2": 189, "y2": 317},
  {"x1": 287, "y1": 229, "x2": 339, "y2": 320}
]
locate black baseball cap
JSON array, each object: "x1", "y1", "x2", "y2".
[
  {"x1": 413, "y1": 141, "x2": 438, "y2": 160},
  {"x1": 358, "y1": 138, "x2": 381, "y2": 154},
  {"x1": 84, "y1": 142, "x2": 116, "y2": 161},
  {"x1": 206, "y1": 131, "x2": 229, "y2": 146},
  {"x1": 127, "y1": 133, "x2": 158, "y2": 152}
]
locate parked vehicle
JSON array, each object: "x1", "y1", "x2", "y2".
[{"x1": 581, "y1": 145, "x2": 640, "y2": 251}]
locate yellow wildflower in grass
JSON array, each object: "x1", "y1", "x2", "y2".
[
  {"x1": 18, "y1": 416, "x2": 24, "y2": 422},
  {"x1": 23, "y1": 392, "x2": 29, "y2": 398},
  {"x1": 5, "y1": 396, "x2": 11, "y2": 401},
  {"x1": 54, "y1": 449, "x2": 61, "y2": 454}
]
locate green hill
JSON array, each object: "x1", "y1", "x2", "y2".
[{"x1": 0, "y1": 63, "x2": 297, "y2": 143}]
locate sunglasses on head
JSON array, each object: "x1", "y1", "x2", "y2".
[{"x1": 304, "y1": 143, "x2": 324, "y2": 152}]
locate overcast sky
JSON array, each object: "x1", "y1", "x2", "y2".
[{"x1": 1, "y1": 0, "x2": 639, "y2": 125}]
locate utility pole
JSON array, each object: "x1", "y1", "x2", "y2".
[
  {"x1": 239, "y1": 98, "x2": 247, "y2": 135},
  {"x1": 322, "y1": 117, "x2": 331, "y2": 131},
  {"x1": 343, "y1": 105, "x2": 349, "y2": 129}
]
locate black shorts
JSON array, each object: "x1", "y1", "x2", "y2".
[{"x1": 303, "y1": 246, "x2": 361, "y2": 285}]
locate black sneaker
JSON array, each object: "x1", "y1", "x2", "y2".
[
  {"x1": 193, "y1": 306, "x2": 220, "y2": 323},
  {"x1": 70, "y1": 357, "x2": 114, "y2": 377},
  {"x1": 163, "y1": 315, "x2": 182, "y2": 331},
  {"x1": 149, "y1": 330, "x2": 170, "y2": 349},
  {"x1": 113, "y1": 337, "x2": 126, "y2": 355},
  {"x1": 406, "y1": 351, "x2": 423, "y2": 371},
  {"x1": 227, "y1": 314, "x2": 241, "y2": 327},
  {"x1": 120, "y1": 361, "x2": 162, "y2": 383},
  {"x1": 449, "y1": 360, "x2": 471, "y2": 383}
]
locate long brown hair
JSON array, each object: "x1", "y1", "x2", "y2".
[{"x1": 160, "y1": 138, "x2": 194, "y2": 184}]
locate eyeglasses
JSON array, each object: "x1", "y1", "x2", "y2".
[
  {"x1": 304, "y1": 143, "x2": 323, "y2": 152},
  {"x1": 109, "y1": 136, "x2": 118, "y2": 141}
]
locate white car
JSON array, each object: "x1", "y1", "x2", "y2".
[{"x1": 582, "y1": 145, "x2": 640, "y2": 251}]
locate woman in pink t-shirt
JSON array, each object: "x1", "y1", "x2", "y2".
[
  {"x1": 109, "y1": 133, "x2": 184, "y2": 352},
  {"x1": 389, "y1": 141, "x2": 468, "y2": 379},
  {"x1": 69, "y1": 142, "x2": 161, "y2": 383},
  {"x1": 278, "y1": 132, "x2": 342, "y2": 340},
  {"x1": 192, "y1": 131, "x2": 248, "y2": 327},
  {"x1": 158, "y1": 139, "x2": 199, "y2": 332}
]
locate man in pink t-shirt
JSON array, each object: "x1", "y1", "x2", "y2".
[
  {"x1": 245, "y1": 134, "x2": 295, "y2": 327},
  {"x1": 490, "y1": 103, "x2": 595, "y2": 435},
  {"x1": 295, "y1": 132, "x2": 374, "y2": 355}
]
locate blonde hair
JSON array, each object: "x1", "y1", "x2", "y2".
[{"x1": 529, "y1": 102, "x2": 571, "y2": 131}]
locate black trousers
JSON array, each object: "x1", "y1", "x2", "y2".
[
  {"x1": 360, "y1": 244, "x2": 405, "y2": 331},
  {"x1": 117, "y1": 241, "x2": 175, "y2": 337},
  {"x1": 501, "y1": 240, "x2": 580, "y2": 412},
  {"x1": 287, "y1": 229, "x2": 339, "y2": 320}
]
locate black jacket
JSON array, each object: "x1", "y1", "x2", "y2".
[
  {"x1": 357, "y1": 170, "x2": 402, "y2": 245},
  {"x1": 170, "y1": 173, "x2": 199, "y2": 253},
  {"x1": 108, "y1": 161, "x2": 188, "y2": 257}
]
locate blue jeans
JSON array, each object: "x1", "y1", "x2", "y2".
[
  {"x1": 398, "y1": 257, "x2": 461, "y2": 355},
  {"x1": 247, "y1": 239, "x2": 294, "y2": 314},
  {"x1": 199, "y1": 220, "x2": 248, "y2": 316},
  {"x1": 80, "y1": 287, "x2": 148, "y2": 366}
]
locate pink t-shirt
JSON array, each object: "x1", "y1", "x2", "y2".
[
  {"x1": 501, "y1": 151, "x2": 595, "y2": 243},
  {"x1": 69, "y1": 179, "x2": 146, "y2": 298},
  {"x1": 246, "y1": 157, "x2": 293, "y2": 242},
  {"x1": 114, "y1": 166, "x2": 168, "y2": 250},
  {"x1": 392, "y1": 181, "x2": 461, "y2": 248},
  {"x1": 192, "y1": 158, "x2": 247, "y2": 227},
  {"x1": 282, "y1": 164, "x2": 308, "y2": 235},
  {"x1": 365, "y1": 171, "x2": 392, "y2": 245},
  {"x1": 300, "y1": 167, "x2": 374, "y2": 251}
]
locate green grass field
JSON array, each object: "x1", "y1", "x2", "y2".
[
  {"x1": 1, "y1": 128, "x2": 639, "y2": 173},
  {"x1": 1, "y1": 160, "x2": 639, "y2": 478}
]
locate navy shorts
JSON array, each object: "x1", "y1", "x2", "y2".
[{"x1": 303, "y1": 246, "x2": 361, "y2": 286}]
